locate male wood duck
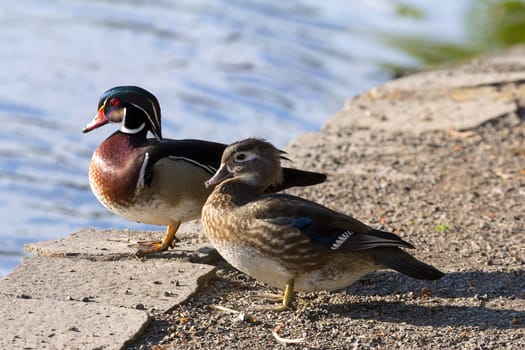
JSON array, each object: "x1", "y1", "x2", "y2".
[
  {"x1": 83, "y1": 86, "x2": 327, "y2": 256},
  {"x1": 202, "y1": 138, "x2": 445, "y2": 311}
]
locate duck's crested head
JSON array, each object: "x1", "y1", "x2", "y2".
[
  {"x1": 205, "y1": 138, "x2": 287, "y2": 190},
  {"x1": 83, "y1": 86, "x2": 162, "y2": 140}
]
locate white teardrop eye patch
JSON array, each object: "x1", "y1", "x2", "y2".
[{"x1": 233, "y1": 151, "x2": 257, "y2": 162}]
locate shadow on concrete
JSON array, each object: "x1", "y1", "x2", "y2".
[
  {"x1": 312, "y1": 270, "x2": 525, "y2": 330},
  {"x1": 344, "y1": 270, "x2": 523, "y2": 299}
]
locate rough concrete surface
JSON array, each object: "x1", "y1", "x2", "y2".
[
  {"x1": 0, "y1": 294, "x2": 149, "y2": 350},
  {"x1": 0, "y1": 256, "x2": 215, "y2": 312},
  {"x1": 0, "y1": 228, "x2": 217, "y2": 349},
  {"x1": 26, "y1": 226, "x2": 219, "y2": 264},
  {"x1": 325, "y1": 46, "x2": 525, "y2": 133}
]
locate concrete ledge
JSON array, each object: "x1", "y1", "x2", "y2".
[
  {"x1": 0, "y1": 295, "x2": 149, "y2": 350},
  {"x1": 324, "y1": 47, "x2": 525, "y2": 133},
  {"x1": 0, "y1": 228, "x2": 217, "y2": 349},
  {"x1": 25, "y1": 228, "x2": 220, "y2": 265},
  {"x1": 1, "y1": 256, "x2": 215, "y2": 313}
]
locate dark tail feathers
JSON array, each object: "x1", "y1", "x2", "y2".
[
  {"x1": 373, "y1": 248, "x2": 445, "y2": 280},
  {"x1": 268, "y1": 167, "x2": 327, "y2": 192}
]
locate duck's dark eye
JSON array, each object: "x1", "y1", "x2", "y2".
[
  {"x1": 109, "y1": 98, "x2": 120, "y2": 107},
  {"x1": 235, "y1": 152, "x2": 247, "y2": 162}
]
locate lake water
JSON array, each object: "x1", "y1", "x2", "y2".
[{"x1": 0, "y1": 0, "x2": 473, "y2": 277}]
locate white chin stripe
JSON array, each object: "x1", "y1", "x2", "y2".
[
  {"x1": 237, "y1": 173, "x2": 259, "y2": 186},
  {"x1": 121, "y1": 122, "x2": 146, "y2": 134}
]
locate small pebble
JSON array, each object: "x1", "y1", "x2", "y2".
[{"x1": 16, "y1": 293, "x2": 31, "y2": 299}]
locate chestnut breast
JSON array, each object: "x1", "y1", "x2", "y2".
[{"x1": 89, "y1": 133, "x2": 145, "y2": 209}]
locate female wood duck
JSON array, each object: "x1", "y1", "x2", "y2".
[
  {"x1": 202, "y1": 138, "x2": 445, "y2": 311},
  {"x1": 83, "y1": 86, "x2": 327, "y2": 256}
]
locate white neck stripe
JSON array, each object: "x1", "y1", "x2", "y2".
[
  {"x1": 167, "y1": 156, "x2": 217, "y2": 175},
  {"x1": 121, "y1": 122, "x2": 145, "y2": 134},
  {"x1": 135, "y1": 152, "x2": 149, "y2": 194},
  {"x1": 130, "y1": 101, "x2": 161, "y2": 141}
]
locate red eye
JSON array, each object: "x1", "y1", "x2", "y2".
[{"x1": 109, "y1": 98, "x2": 120, "y2": 107}]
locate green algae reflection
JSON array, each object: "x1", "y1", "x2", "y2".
[{"x1": 384, "y1": 0, "x2": 525, "y2": 75}]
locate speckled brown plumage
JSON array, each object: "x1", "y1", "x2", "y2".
[{"x1": 201, "y1": 138, "x2": 444, "y2": 309}]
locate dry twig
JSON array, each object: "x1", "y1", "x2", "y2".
[{"x1": 272, "y1": 325, "x2": 305, "y2": 344}]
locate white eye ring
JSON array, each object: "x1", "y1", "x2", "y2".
[
  {"x1": 234, "y1": 151, "x2": 256, "y2": 162},
  {"x1": 234, "y1": 152, "x2": 247, "y2": 161}
]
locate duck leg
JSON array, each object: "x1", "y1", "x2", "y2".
[
  {"x1": 254, "y1": 278, "x2": 295, "y2": 312},
  {"x1": 135, "y1": 220, "x2": 181, "y2": 257}
]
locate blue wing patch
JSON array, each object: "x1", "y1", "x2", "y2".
[
  {"x1": 291, "y1": 217, "x2": 313, "y2": 229},
  {"x1": 263, "y1": 216, "x2": 313, "y2": 229}
]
